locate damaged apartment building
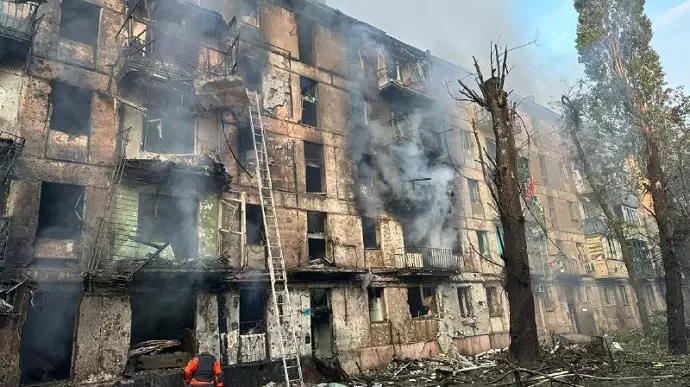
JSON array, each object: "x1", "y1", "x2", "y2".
[{"x1": 0, "y1": 0, "x2": 657, "y2": 386}]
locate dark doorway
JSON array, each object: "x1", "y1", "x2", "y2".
[
  {"x1": 310, "y1": 288, "x2": 333, "y2": 358},
  {"x1": 239, "y1": 287, "x2": 267, "y2": 334},
  {"x1": 19, "y1": 288, "x2": 79, "y2": 385},
  {"x1": 130, "y1": 291, "x2": 195, "y2": 350}
]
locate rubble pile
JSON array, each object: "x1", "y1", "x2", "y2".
[{"x1": 288, "y1": 333, "x2": 689, "y2": 387}]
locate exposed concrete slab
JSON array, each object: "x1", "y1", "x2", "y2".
[{"x1": 194, "y1": 76, "x2": 248, "y2": 110}]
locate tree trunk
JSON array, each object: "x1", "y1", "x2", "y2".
[
  {"x1": 562, "y1": 98, "x2": 653, "y2": 334},
  {"x1": 484, "y1": 78, "x2": 539, "y2": 364},
  {"x1": 645, "y1": 131, "x2": 687, "y2": 354}
]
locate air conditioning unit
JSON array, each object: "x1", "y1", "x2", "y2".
[{"x1": 535, "y1": 284, "x2": 546, "y2": 293}]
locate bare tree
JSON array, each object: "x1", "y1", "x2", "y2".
[{"x1": 456, "y1": 45, "x2": 539, "y2": 365}]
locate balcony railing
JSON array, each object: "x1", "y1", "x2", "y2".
[
  {"x1": 0, "y1": 1, "x2": 39, "y2": 42},
  {"x1": 395, "y1": 246, "x2": 460, "y2": 271},
  {"x1": 118, "y1": 10, "x2": 238, "y2": 84}
]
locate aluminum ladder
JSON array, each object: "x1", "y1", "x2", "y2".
[{"x1": 247, "y1": 90, "x2": 304, "y2": 387}]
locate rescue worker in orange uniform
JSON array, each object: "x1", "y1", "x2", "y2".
[{"x1": 184, "y1": 344, "x2": 224, "y2": 387}]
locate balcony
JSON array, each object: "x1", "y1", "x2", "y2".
[
  {"x1": 395, "y1": 246, "x2": 460, "y2": 273},
  {"x1": 0, "y1": 131, "x2": 24, "y2": 185},
  {"x1": 377, "y1": 57, "x2": 433, "y2": 106},
  {"x1": 0, "y1": 2, "x2": 39, "y2": 43},
  {"x1": 118, "y1": 1, "x2": 238, "y2": 88},
  {"x1": 386, "y1": 180, "x2": 435, "y2": 215}
]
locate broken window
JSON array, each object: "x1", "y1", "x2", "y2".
[
  {"x1": 297, "y1": 15, "x2": 315, "y2": 65},
  {"x1": 307, "y1": 211, "x2": 326, "y2": 262},
  {"x1": 457, "y1": 286, "x2": 473, "y2": 317},
  {"x1": 468, "y1": 178, "x2": 480, "y2": 204},
  {"x1": 238, "y1": 58, "x2": 263, "y2": 93},
  {"x1": 246, "y1": 204, "x2": 265, "y2": 245},
  {"x1": 137, "y1": 193, "x2": 198, "y2": 262},
  {"x1": 486, "y1": 286, "x2": 502, "y2": 316},
  {"x1": 476, "y1": 230, "x2": 490, "y2": 256},
  {"x1": 59, "y1": 0, "x2": 100, "y2": 47},
  {"x1": 407, "y1": 286, "x2": 436, "y2": 318},
  {"x1": 130, "y1": 291, "x2": 195, "y2": 366},
  {"x1": 143, "y1": 94, "x2": 195, "y2": 154},
  {"x1": 539, "y1": 156, "x2": 549, "y2": 185},
  {"x1": 300, "y1": 76, "x2": 318, "y2": 127},
  {"x1": 304, "y1": 141, "x2": 324, "y2": 193},
  {"x1": 495, "y1": 225, "x2": 504, "y2": 257},
  {"x1": 238, "y1": 119, "x2": 255, "y2": 162},
  {"x1": 603, "y1": 287, "x2": 616, "y2": 306},
  {"x1": 19, "y1": 288, "x2": 79, "y2": 384},
  {"x1": 240, "y1": 287, "x2": 267, "y2": 334},
  {"x1": 50, "y1": 81, "x2": 92, "y2": 136},
  {"x1": 618, "y1": 285, "x2": 630, "y2": 306},
  {"x1": 362, "y1": 216, "x2": 379, "y2": 249},
  {"x1": 36, "y1": 182, "x2": 84, "y2": 240},
  {"x1": 368, "y1": 287, "x2": 385, "y2": 322}
]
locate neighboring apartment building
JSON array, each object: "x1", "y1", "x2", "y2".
[{"x1": 0, "y1": 0, "x2": 651, "y2": 386}]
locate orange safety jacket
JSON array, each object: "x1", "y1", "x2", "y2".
[{"x1": 184, "y1": 352, "x2": 224, "y2": 387}]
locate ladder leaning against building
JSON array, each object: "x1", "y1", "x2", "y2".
[{"x1": 247, "y1": 90, "x2": 304, "y2": 387}]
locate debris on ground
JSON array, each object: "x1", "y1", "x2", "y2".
[
  {"x1": 129, "y1": 339, "x2": 181, "y2": 358},
  {"x1": 293, "y1": 327, "x2": 689, "y2": 386}
]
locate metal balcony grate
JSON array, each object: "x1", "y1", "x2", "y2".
[{"x1": 0, "y1": 2, "x2": 39, "y2": 42}]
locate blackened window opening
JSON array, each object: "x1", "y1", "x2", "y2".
[
  {"x1": 458, "y1": 287, "x2": 473, "y2": 317},
  {"x1": 238, "y1": 120, "x2": 255, "y2": 161},
  {"x1": 59, "y1": 0, "x2": 100, "y2": 47},
  {"x1": 246, "y1": 203, "x2": 265, "y2": 245},
  {"x1": 50, "y1": 81, "x2": 92, "y2": 136},
  {"x1": 238, "y1": 59, "x2": 263, "y2": 93},
  {"x1": 297, "y1": 15, "x2": 315, "y2": 65},
  {"x1": 144, "y1": 93, "x2": 195, "y2": 154},
  {"x1": 308, "y1": 210, "x2": 326, "y2": 261},
  {"x1": 137, "y1": 193, "x2": 198, "y2": 262},
  {"x1": 300, "y1": 76, "x2": 318, "y2": 127},
  {"x1": 130, "y1": 291, "x2": 195, "y2": 352},
  {"x1": 362, "y1": 216, "x2": 378, "y2": 249},
  {"x1": 36, "y1": 182, "x2": 84, "y2": 240},
  {"x1": 239, "y1": 287, "x2": 267, "y2": 334},
  {"x1": 407, "y1": 287, "x2": 427, "y2": 318},
  {"x1": 19, "y1": 290, "x2": 79, "y2": 384},
  {"x1": 304, "y1": 141, "x2": 323, "y2": 193}
]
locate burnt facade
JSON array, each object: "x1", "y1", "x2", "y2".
[{"x1": 0, "y1": 0, "x2": 655, "y2": 386}]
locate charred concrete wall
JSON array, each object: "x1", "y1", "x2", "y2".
[{"x1": 73, "y1": 296, "x2": 132, "y2": 384}]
